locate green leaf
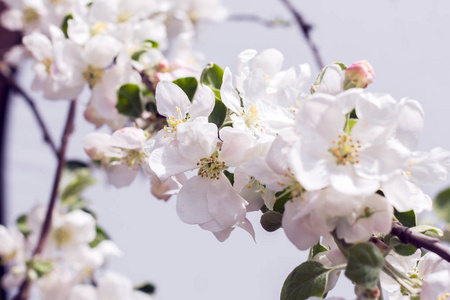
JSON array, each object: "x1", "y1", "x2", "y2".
[
  {"x1": 16, "y1": 214, "x2": 30, "y2": 236},
  {"x1": 334, "y1": 62, "x2": 348, "y2": 71},
  {"x1": 135, "y1": 282, "x2": 156, "y2": 295},
  {"x1": 208, "y1": 99, "x2": 227, "y2": 128},
  {"x1": 310, "y1": 63, "x2": 347, "y2": 94},
  {"x1": 411, "y1": 225, "x2": 444, "y2": 237},
  {"x1": 394, "y1": 243, "x2": 418, "y2": 256},
  {"x1": 131, "y1": 50, "x2": 147, "y2": 61},
  {"x1": 27, "y1": 260, "x2": 53, "y2": 278},
  {"x1": 223, "y1": 170, "x2": 234, "y2": 186},
  {"x1": 131, "y1": 40, "x2": 159, "y2": 61},
  {"x1": 346, "y1": 118, "x2": 357, "y2": 134},
  {"x1": 173, "y1": 77, "x2": 198, "y2": 102},
  {"x1": 434, "y1": 187, "x2": 450, "y2": 222},
  {"x1": 65, "y1": 160, "x2": 88, "y2": 170},
  {"x1": 200, "y1": 63, "x2": 224, "y2": 92},
  {"x1": 60, "y1": 168, "x2": 96, "y2": 207},
  {"x1": 309, "y1": 243, "x2": 329, "y2": 260},
  {"x1": 394, "y1": 209, "x2": 416, "y2": 228},
  {"x1": 281, "y1": 261, "x2": 331, "y2": 300},
  {"x1": 116, "y1": 84, "x2": 143, "y2": 119},
  {"x1": 61, "y1": 14, "x2": 73, "y2": 38},
  {"x1": 89, "y1": 226, "x2": 110, "y2": 248},
  {"x1": 345, "y1": 243, "x2": 384, "y2": 289},
  {"x1": 273, "y1": 189, "x2": 291, "y2": 214},
  {"x1": 143, "y1": 40, "x2": 159, "y2": 49},
  {"x1": 260, "y1": 210, "x2": 283, "y2": 232}
]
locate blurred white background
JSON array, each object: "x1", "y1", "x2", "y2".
[{"x1": 5, "y1": 0, "x2": 450, "y2": 299}]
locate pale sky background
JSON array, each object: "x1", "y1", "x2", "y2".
[{"x1": 5, "y1": 1, "x2": 450, "y2": 299}]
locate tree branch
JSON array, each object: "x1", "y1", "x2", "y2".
[
  {"x1": 227, "y1": 14, "x2": 291, "y2": 28},
  {"x1": 390, "y1": 221, "x2": 450, "y2": 263},
  {"x1": 12, "y1": 99, "x2": 77, "y2": 300},
  {"x1": 278, "y1": 0, "x2": 325, "y2": 70},
  {"x1": 0, "y1": 63, "x2": 59, "y2": 157}
]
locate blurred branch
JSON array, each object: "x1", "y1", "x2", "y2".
[
  {"x1": 228, "y1": 14, "x2": 291, "y2": 28},
  {"x1": 391, "y1": 221, "x2": 450, "y2": 263},
  {"x1": 0, "y1": 63, "x2": 59, "y2": 157},
  {"x1": 279, "y1": 0, "x2": 325, "y2": 69},
  {"x1": 0, "y1": 4, "x2": 23, "y2": 300},
  {"x1": 12, "y1": 99, "x2": 77, "y2": 300}
]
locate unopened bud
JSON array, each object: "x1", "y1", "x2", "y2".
[{"x1": 344, "y1": 60, "x2": 375, "y2": 90}]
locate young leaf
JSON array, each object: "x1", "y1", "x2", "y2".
[
  {"x1": 273, "y1": 188, "x2": 291, "y2": 214},
  {"x1": 208, "y1": 99, "x2": 227, "y2": 128},
  {"x1": 61, "y1": 168, "x2": 96, "y2": 207},
  {"x1": 308, "y1": 243, "x2": 329, "y2": 260},
  {"x1": 89, "y1": 226, "x2": 110, "y2": 248},
  {"x1": 27, "y1": 260, "x2": 53, "y2": 278},
  {"x1": 16, "y1": 214, "x2": 30, "y2": 236},
  {"x1": 410, "y1": 225, "x2": 444, "y2": 237},
  {"x1": 65, "y1": 160, "x2": 89, "y2": 170},
  {"x1": 434, "y1": 187, "x2": 450, "y2": 222},
  {"x1": 394, "y1": 209, "x2": 416, "y2": 228},
  {"x1": 200, "y1": 63, "x2": 224, "y2": 92},
  {"x1": 116, "y1": 84, "x2": 143, "y2": 119},
  {"x1": 61, "y1": 14, "x2": 73, "y2": 38},
  {"x1": 281, "y1": 261, "x2": 331, "y2": 300},
  {"x1": 345, "y1": 243, "x2": 384, "y2": 289},
  {"x1": 394, "y1": 244, "x2": 418, "y2": 256},
  {"x1": 173, "y1": 77, "x2": 198, "y2": 102}
]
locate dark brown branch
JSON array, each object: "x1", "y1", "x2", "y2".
[
  {"x1": 12, "y1": 99, "x2": 77, "y2": 300},
  {"x1": 279, "y1": 0, "x2": 325, "y2": 70},
  {"x1": 228, "y1": 14, "x2": 291, "y2": 28},
  {"x1": 0, "y1": 63, "x2": 59, "y2": 157},
  {"x1": 391, "y1": 221, "x2": 450, "y2": 263}
]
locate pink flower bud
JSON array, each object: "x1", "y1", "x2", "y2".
[{"x1": 344, "y1": 60, "x2": 375, "y2": 89}]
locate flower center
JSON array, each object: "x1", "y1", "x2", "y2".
[
  {"x1": 117, "y1": 11, "x2": 132, "y2": 23},
  {"x1": 197, "y1": 151, "x2": 227, "y2": 180},
  {"x1": 116, "y1": 150, "x2": 147, "y2": 170},
  {"x1": 91, "y1": 22, "x2": 107, "y2": 36},
  {"x1": 23, "y1": 7, "x2": 40, "y2": 25},
  {"x1": 82, "y1": 65, "x2": 104, "y2": 88},
  {"x1": 329, "y1": 134, "x2": 361, "y2": 165},
  {"x1": 164, "y1": 107, "x2": 187, "y2": 137},
  {"x1": 42, "y1": 57, "x2": 52, "y2": 74},
  {"x1": 53, "y1": 227, "x2": 73, "y2": 248},
  {"x1": 243, "y1": 105, "x2": 260, "y2": 128}
]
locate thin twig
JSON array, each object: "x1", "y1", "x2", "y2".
[
  {"x1": 390, "y1": 221, "x2": 450, "y2": 263},
  {"x1": 12, "y1": 99, "x2": 77, "y2": 300},
  {"x1": 228, "y1": 14, "x2": 291, "y2": 28},
  {"x1": 279, "y1": 0, "x2": 325, "y2": 69},
  {"x1": 0, "y1": 62, "x2": 59, "y2": 157}
]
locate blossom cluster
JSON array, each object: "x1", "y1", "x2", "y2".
[
  {"x1": 1, "y1": 0, "x2": 227, "y2": 129},
  {"x1": 0, "y1": 166, "x2": 154, "y2": 299},
  {"x1": 140, "y1": 49, "x2": 450, "y2": 298},
  {"x1": 2, "y1": 0, "x2": 450, "y2": 298}
]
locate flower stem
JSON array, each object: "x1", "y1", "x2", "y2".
[{"x1": 12, "y1": 99, "x2": 77, "y2": 300}]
